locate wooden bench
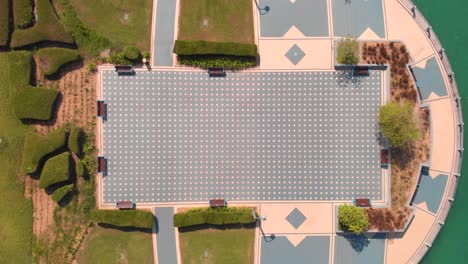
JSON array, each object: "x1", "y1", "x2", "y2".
[
  {"x1": 116, "y1": 200, "x2": 135, "y2": 209},
  {"x1": 207, "y1": 67, "x2": 225, "y2": 77},
  {"x1": 97, "y1": 156, "x2": 107, "y2": 174},
  {"x1": 97, "y1": 100, "x2": 106, "y2": 117},
  {"x1": 381, "y1": 149, "x2": 389, "y2": 167},
  {"x1": 353, "y1": 66, "x2": 370, "y2": 76},
  {"x1": 209, "y1": 199, "x2": 227, "y2": 208},
  {"x1": 354, "y1": 198, "x2": 371, "y2": 207},
  {"x1": 114, "y1": 65, "x2": 134, "y2": 74}
]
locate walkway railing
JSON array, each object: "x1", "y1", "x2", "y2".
[{"x1": 396, "y1": 0, "x2": 464, "y2": 263}]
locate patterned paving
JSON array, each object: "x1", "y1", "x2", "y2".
[
  {"x1": 261, "y1": 235, "x2": 330, "y2": 264},
  {"x1": 285, "y1": 44, "x2": 306, "y2": 65},
  {"x1": 413, "y1": 169, "x2": 448, "y2": 214},
  {"x1": 101, "y1": 70, "x2": 383, "y2": 203},
  {"x1": 334, "y1": 233, "x2": 386, "y2": 264},
  {"x1": 412, "y1": 56, "x2": 448, "y2": 101},
  {"x1": 286, "y1": 208, "x2": 307, "y2": 229}
]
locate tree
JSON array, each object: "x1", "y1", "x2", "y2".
[
  {"x1": 338, "y1": 204, "x2": 369, "y2": 234},
  {"x1": 336, "y1": 37, "x2": 359, "y2": 65},
  {"x1": 379, "y1": 101, "x2": 419, "y2": 148},
  {"x1": 122, "y1": 45, "x2": 141, "y2": 61}
]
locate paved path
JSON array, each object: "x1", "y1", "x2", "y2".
[
  {"x1": 152, "y1": 0, "x2": 176, "y2": 66},
  {"x1": 155, "y1": 207, "x2": 178, "y2": 264}
]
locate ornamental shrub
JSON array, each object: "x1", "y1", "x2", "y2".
[
  {"x1": 336, "y1": 37, "x2": 360, "y2": 65},
  {"x1": 13, "y1": 87, "x2": 58, "y2": 120},
  {"x1": 36, "y1": 48, "x2": 80, "y2": 76},
  {"x1": 13, "y1": 0, "x2": 33, "y2": 28},
  {"x1": 338, "y1": 204, "x2": 369, "y2": 234},
  {"x1": 122, "y1": 45, "x2": 141, "y2": 61},
  {"x1": 51, "y1": 184, "x2": 74, "y2": 203},
  {"x1": 0, "y1": 0, "x2": 10, "y2": 46},
  {"x1": 174, "y1": 40, "x2": 257, "y2": 57},
  {"x1": 68, "y1": 127, "x2": 82, "y2": 155},
  {"x1": 177, "y1": 54, "x2": 256, "y2": 70}
]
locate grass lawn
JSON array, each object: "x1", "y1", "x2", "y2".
[
  {"x1": 178, "y1": 0, "x2": 255, "y2": 44},
  {"x1": 70, "y1": 0, "x2": 153, "y2": 51},
  {"x1": 0, "y1": 52, "x2": 34, "y2": 263},
  {"x1": 179, "y1": 227, "x2": 255, "y2": 264},
  {"x1": 75, "y1": 226, "x2": 154, "y2": 264}
]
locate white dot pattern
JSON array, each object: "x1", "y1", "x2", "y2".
[{"x1": 101, "y1": 70, "x2": 383, "y2": 203}]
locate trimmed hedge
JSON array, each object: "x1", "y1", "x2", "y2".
[
  {"x1": 122, "y1": 45, "x2": 141, "y2": 61},
  {"x1": 39, "y1": 152, "x2": 71, "y2": 188},
  {"x1": 51, "y1": 183, "x2": 74, "y2": 202},
  {"x1": 0, "y1": 0, "x2": 9, "y2": 46},
  {"x1": 174, "y1": 40, "x2": 257, "y2": 57},
  {"x1": 13, "y1": 87, "x2": 58, "y2": 120},
  {"x1": 8, "y1": 51, "x2": 32, "y2": 87},
  {"x1": 36, "y1": 48, "x2": 80, "y2": 76},
  {"x1": 177, "y1": 54, "x2": 256, "y2": 70},
  {"x1": 76, "y1": 160, "x2": 85, "y2": 177},
  {"x1": 22, "y1": 128, "x2": 67, "y2": 173},
  {"x1": 173, "y1": 207, "x2": 256, "y2": 228},
  {"x1": 91, "y1": 210, "x2": 154, "y2": 229},
  {"x1": 11, "y1": 0, "x2": 74, "y2": 48},
  {"x1": 13, "y1": 0, "x2": 33, "y2": 28},
  {"x1": 68, "y1": 126, "x2": 82, "y2": 155}
]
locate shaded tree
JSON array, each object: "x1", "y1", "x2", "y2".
[
  {"x1": 338, "y1": 204, "x2": 369, "y2": 234},
  {"x1": 379, "y1": 101, "x2": 419, "y2": 148}
]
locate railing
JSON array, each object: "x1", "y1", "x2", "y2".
[{"x1": 396, "y1": 1, "x2": 464, "y2": 263}]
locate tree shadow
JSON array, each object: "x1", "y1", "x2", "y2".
[
  {"x1": 97, "y1": 223, "x2": 153, "y2": 234},
  {"x1": 342, "y1": 234, "x2": 370, "y2": 253}
]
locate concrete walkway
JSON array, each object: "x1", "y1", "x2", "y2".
[
  {"x1": 152, "y1": 0, "x2": 177, "y2": 66},
  {"x1": 155, "y1": 207, "x2": 178, "y2": 264}
]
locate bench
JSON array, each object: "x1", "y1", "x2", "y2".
[
  {"x1": 97, "y1": 100, "x2": 106, "y2": 117},
  {"x1": 114, "y1": 65, "x2": 134, "y2": 74},
  {"x1": 207, "y1": 67, "x2": 225, "y2": 77},
  {"x1": 116, "y1": 200, "x2": 135, "y2": 209},
  {"x1": 97, "y1": 156, "x2": 107, "y2": 174},
  {"x1": 353, "y1": 66, "x2": 370, "y2": 76},
  {"x1": 354, "y1": 198, "x2": 371, "y2": 207},
  {"x1": 381, "y1": 149, "x2": 389, "y2": 167},
  {"x1": 209, "y1": 199, "x2": 227, "y2": 208}
]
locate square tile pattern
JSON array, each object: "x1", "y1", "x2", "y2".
[
  {"x1": 286, "y1": 208, "x2": 307, "y2": 229},
  {"x1": 101, "y1": 70, "x2": 382, "y2": 203}
]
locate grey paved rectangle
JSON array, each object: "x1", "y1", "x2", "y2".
[
  {"x1": 334, "y1": 233, "x2": 386, "y2": 264},
  {"x1": 101, "y1": 70, "x2": 382, "y2": 203},
  {"x1": 155, "y1": 207, "x2": 178, "y2": 264},
  {"x1": 261, "y1": 235, "x2": 330, "y2": 264},
  {"x1": 153, "y1": 0, "x2": 176, "y2": 66}
]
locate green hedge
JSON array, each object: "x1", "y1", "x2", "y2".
[
  {"x1": 174, "y1": 40, "x2": 257, "y2": 57},
  {"x1": 177, "y1": 54, "x2": 256, "y2": 70},
  {"x1": 11, "y1": 0, "x2": 74, "y2": 48},
  {"x1": 13, "y1": 87, "x2": 58, "y2": 120},
  {"x1": 91, "y1": 210, "x2": 154, "y2": 229},
  {"x1": 173, "y1": 207, "x2": 256, "y2": 228},
  {"x1": 51, "y1": 183, "x2": 74, "y2": 202},
  {"x1": 39, "y1": 152, "x2": 71, "y2": 188},
  {"x1": 76, "y1": 160, "x2": 85, "y2": 177},
  {"x1": 36, "y1": 48, "x2": 80, "y2": 76},
  {"x1": 68, "y1": 126, "x2": 82, "y2": 155},
  {"x1": 13, "y1": 0, "x2": 33, "y2": 28},
  {"x1": 8, "y1": 51, "x2": 32, "y2": 87},
  {"x1": 22, "y1": 128, "x2": 67, "y2": 174},
  {"x1": 0, "y1": 0, "x2": 9, "y2": 46}
]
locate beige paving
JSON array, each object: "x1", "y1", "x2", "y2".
[
  {"x1": 428, "y1": 97, "x2": 456, "y2": 173},
  {"x1": 385, "y1": 0, "x2": 434, "y2": 62},
  {"x1": 386, "y1": 208, "x2": 435, "y2": 264},
  {"x1": 260, "y1": 203, "x2": 333, "y2": 234},
  {"x1": 258, "y1": 39, "x2": 333, "y2": 70}
]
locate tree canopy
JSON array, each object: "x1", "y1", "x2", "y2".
[
  {"x1": 338, "y1": 204, "x2": 369, "y2": 234},
  {"x1": 336, "y1": 37, "x2": 359, "y2": 65},
  {"x1": 379, "y1": 101, "x2": 419, "y2": 148}
]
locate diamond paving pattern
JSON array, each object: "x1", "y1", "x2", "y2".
[
  {"x1": 286, "y1": 208, "x2": 307, "y2": 229},
  {"x1": 285, "y1": 44, "x2": 306, "y2": 65}
]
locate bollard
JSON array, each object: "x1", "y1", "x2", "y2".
[
  {"x1": 411, "y1": 6, "x2": 416, "y2": 17},
  {"x1": 439, "y1": 48, "x2": 445, "y2": 59},
  {"x1": 427, "y1": 26, "x2": 432, "y2": 38}
]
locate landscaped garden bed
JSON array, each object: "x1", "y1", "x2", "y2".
[{"x1": 173, "y1": 206, "x2": 256, "y2": 228}]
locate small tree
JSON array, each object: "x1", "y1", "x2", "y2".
[
  {"x1": 338, "y1": 204, "x2": 369, "y2": 234},
  {"x1": 379, "y1": 101, "x2": 419, "y2": 148},
  {"x1": 337, "y1": 37, "x2": 359, "y2": 65},
  {"x1": 122, "y1": 45, "x2": 141, "y2": 61}
]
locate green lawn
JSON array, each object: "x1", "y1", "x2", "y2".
[
  {"x1": 70, "y1": 0, "x2": 152, "y2": 51},
  {"x1": 179, "y1": 227, "x2": 255, "y2": 264},
  {"x1": 75, "y1": 226, "x2": 154, "y2": 264},
  {"x1": 178, "y1": 0, "x2": 255, "y2": 44},
  {"x1": 0, "y1": 52, "x2": 34, "y2": 263}
]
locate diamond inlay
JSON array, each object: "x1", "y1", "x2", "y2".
[
  {"x1": 285, "y1": 44, "x2": 305, "y2": 65},
  {"x1": 286, "y1": 208, "x2": 307, "y2": 229}
]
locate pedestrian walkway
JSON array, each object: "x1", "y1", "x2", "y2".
[
  {"x1": 152, "y1": 0, "x2": 176, "y2": 66},
  {"x1": 155, "y1": 207, "x2": 178, "y2": 264},
  {"x1": 334, "y1": 233, "x2": 386, "y2": 264}
]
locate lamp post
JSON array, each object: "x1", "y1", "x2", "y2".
[{"x1": 253, "y1": 0, "x2": 270, "y2": 15}]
